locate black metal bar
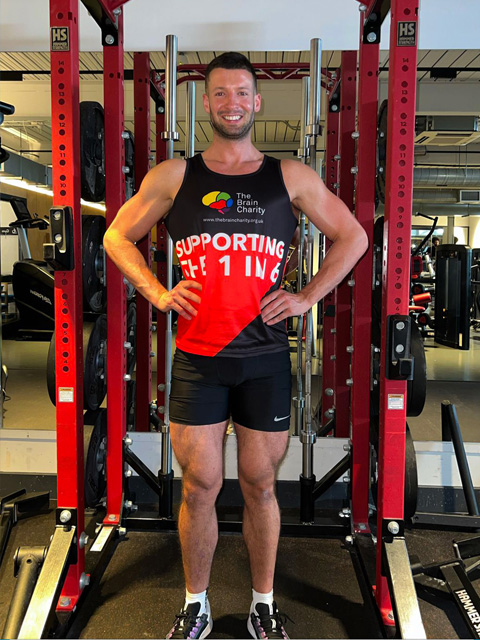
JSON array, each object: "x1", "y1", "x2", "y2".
[
  {"x1": 124, "y1": 448, "x2": 162, "y2": 498},
  {"x1": 0, "y1": 510, "x2": 14, "y2": 566},
  {"x1": 382, "y1": 536, "x2": 427, "y2": 639},
  {"x1": 442, "y1": 401, "x2": 479, "y2": 516},
  {"x1": 316, "y1": 417, "x2": 335, "y2": 438},
  {"x1": 441, "y1": 562, "x2": 480, "y2": 639},
  {"x1": 413, "y1": 512, "x2": 480, "y2": 529},
  {"x1": 159, "y1": 470, "x2": 174, "y2": 519},
  {"x1": 312, "y1": 454, "x2": 350, "y2": 501},
  {"x1": 2, "y1": 547, "x2": 46, "y2": 640}
]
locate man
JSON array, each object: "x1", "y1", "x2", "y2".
[{"x1": 104, "y1": 52, "x2": 368, "y2": 640}]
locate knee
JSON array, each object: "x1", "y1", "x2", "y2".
[
  {"x1": 239, "y1": 470, "x2": 276, "y2": 507},
  {"x1": 182, "y1": 471, "x2": 222, "y2": 507}
]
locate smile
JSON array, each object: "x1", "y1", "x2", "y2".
[{"x1": 223, "y1": 115, "x2": 242, "y2": 121}]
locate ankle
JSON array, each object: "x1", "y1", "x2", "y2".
[
  {"x1": 185, "y1": 588, "x2": 210, "y2": 617},
  {"x1": 251, "y1": 587, "x2": 274, "y2": 612}
]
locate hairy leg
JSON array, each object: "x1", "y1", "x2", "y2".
[
  {"x1": 171, "y1": 421, "x2": 228, "y2": 593},
  {"x1": 235, "y1": 424, "x2": 289, "y2": 593}
]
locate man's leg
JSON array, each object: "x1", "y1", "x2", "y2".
[
  {"x1": 170, "y1": 420, "x2": 227, "y2": 593},
  {"x1": 235, "y1": 424, "x2": 288, "y2": 593}
]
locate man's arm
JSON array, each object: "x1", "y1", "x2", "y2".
[
  {"x1": 103, "y1": 159, "x2": 201, "y2": 320},
  {"x1": 261, "y1": 159, "x2": 368, "y2": 325}
]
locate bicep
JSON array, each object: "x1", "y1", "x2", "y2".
[{"x1": 107, "y1": 160, "x2": 184, "y2": 243}]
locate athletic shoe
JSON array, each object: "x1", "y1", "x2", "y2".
[
  {"x1": 247, "y1": 601, "x2": 290, "y2": 639},
  {"x1": 166, "y1": 601, "x2": 212, "y2": 639}
]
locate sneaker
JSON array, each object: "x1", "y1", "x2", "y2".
[
  {"x1": 247, "y1": 601, "x2": 290, "y2": 639},
  {"x1": 166, "y1": 601, "x2": 212, "y2": 639}
]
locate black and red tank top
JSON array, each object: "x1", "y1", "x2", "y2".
[{"x1": 164, "y1": 153, "x2": 297, "y2": 357}]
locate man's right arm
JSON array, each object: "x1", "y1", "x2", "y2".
[{"x1": 103, "y1": 159, "x2": 201, "y2": 320}]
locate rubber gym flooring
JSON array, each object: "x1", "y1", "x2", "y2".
[{"x1": 0, "y1": 508, "x2": 479, "y2": 639}]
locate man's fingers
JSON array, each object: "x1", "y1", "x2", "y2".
[{"x1": 182, "y1": 280, "x2": 202, "y2": 291}]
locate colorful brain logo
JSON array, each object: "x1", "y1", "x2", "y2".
[{"x1": 202, "y1": 191, "x2": 234, "y2": 215}]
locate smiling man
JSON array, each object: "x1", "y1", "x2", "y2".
[{"x1": 104, "y1": 52, "x2": 368, "y2": 639}]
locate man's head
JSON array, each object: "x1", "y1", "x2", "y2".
[
  {"x1": 432, "y1": 237, "x2": 440, "y2": 246},
  {"x1": 203, "y1": 52, "x2": 261, "y2": 141}
]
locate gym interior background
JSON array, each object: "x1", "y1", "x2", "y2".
[{"x1": 0, "y1": 1, "x2": 480, "y2": 638}]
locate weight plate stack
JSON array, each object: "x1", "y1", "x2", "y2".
[
  {"x1": 82, "y1": 214, "x2": 106, "y2": 313},
  {"x1": 47, "y1": 314, "x2": 107, "y2": 410},
  {"x1": 126, "y1": 302, "x2": 136, "y2": 375},
  {"x1": 80, "y1": 101, "x2": 106, "y2": 202},
  {"x1": 376, "y1": 99, "x2": 388, "y2": 204},
  {"x1": 84, "y1": 408, "x2": 107, "y2": 508},
  {"x1": 124, "y1": 129, "x2": 135, "y2": 201}
]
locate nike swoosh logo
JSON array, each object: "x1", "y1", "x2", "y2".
[{"x1": 274, "y1": 415, "x2": 290, "y2": 422}]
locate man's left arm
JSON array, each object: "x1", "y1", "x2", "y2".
[{"x1": 261, "y1": 159, "x2": 368, "y2": 325}]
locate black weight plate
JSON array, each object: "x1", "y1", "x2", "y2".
[
  {"x1": 124, "y1": 129, "x2": 135, "y2": 201},
  {"x1": 376, "y1": 99, "x2": 388, "y2": 204},
  {"x1": 84, "y1": 409, "x2": 107, "y2": 508},
  {"x1": 126, "y1": 302, "x2": 136, "y2": 375},
  {"x1": 407, "y1": 321, "x2": 427, "y2": 417},
  {"x1": 84, "y1": 314, "x2": 107, "y2": 410},
  {"x1": 126, "y1": 379, "x2": 136, "y2": 432},
  {"x1": 370, "y1": 421, "x2": 418, "y2": 523},
  {"x1": 80, "y1": 101, "x2": 105, "y2": 202},
  {"x1": 47, "y1": 333, "x2": 56, "y2": 405},
  {"x1": 82, "y1": 215, "x2": 106, "y2": 313}
]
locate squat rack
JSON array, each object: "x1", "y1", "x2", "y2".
[{"x1": 3, "y1": 0, "x2": 430, "y2": 637}]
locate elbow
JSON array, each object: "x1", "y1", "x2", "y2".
[{"x1": 359, "y1": 227, "x2": 369, "y2": 257}]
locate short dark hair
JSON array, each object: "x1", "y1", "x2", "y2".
[{"x1": 205, "y1": 52, "x2": 257, "y2": 92}]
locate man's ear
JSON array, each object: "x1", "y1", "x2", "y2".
[
  {"x1": 254, "y1": 93, "x2": 262, "y2": 113},
  {"x1": 203, "y1": 92, "x2": 210, "y2": 114}
]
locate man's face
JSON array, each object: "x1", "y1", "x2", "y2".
[{"x1": 203, "y1": 68, "x2": 261, "y2": 141}]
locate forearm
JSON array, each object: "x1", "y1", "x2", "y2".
[
  {"x1": 103, "y1": 229, "x2": 165, "y2": 306},
  {"x1": 300, "y1": 230, "x2": 367, "y2": 307}
]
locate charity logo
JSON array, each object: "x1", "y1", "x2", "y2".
[{"x1": 202, "y1": 190, "x2": 234, "y2": 215}]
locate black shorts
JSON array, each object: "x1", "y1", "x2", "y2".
[{"x1": 169, "y1": 349, "x2": 292, "y2": 432}]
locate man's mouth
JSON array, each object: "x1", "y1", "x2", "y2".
[{"x1": 222, "y1": 115, "x2": 242, "y2": 121}]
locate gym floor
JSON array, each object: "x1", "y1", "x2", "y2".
[{"x1": 0, "y1": 509, "x2": 479, "y2": 639}]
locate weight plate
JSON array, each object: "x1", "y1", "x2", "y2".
[
  {"x1": 84, "y1": 409, "x2": 107, "y2": 508},
  {"x1": 376, "y1": 100, "x2": 388, "y2": 204},
  {"x1": 124, "y1": 129, "x2": 135, "y2": 201},
  {"x1": 127, "y1": 302, "x2": 136, "y2": 375},
  {"x1": 80, "y1": 102, "x2": 105, "y2": 202},
  {"x1": 406, "y1": 321, "x2": 427, "y2": 417},
  {"x1": 84, "y1": 314, "x2": 107, "y2": 410},
  {"x1": 82, "y1": 215, "x2": 106, "y2": 313},
  {"x1": 126, "y1": 379, "x2": 136, "y2": 432}
]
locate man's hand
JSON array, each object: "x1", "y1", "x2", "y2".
[
  {"x1": 260, "y1": 288, "x2": 310, "y2": 325},
  {"x1": 156, "y1": 280, "x2": 202, "y2": 320}
]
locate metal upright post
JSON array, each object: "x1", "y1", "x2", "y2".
[
  {"x1": 375, "y1": 1, "x2": 423, "y2": 634},
  {"x1": 159, "y1": 34, "x2": 179, "y2": 518},
  {"x1": 133, "y1": 52, "x2": 152, "y2": 432},
  {"x1": 300, "y1": 38, "x2": 322, "y2": 524},
  {"x1": 185, "y1": 81, "x2": 196, "y2": 158},
  {"x1": 103, "y1": 6, "x2": 127, "y2": 524},
  {"x1": 322, "y1": 81, "x2": 340, "y2": 429},
  {"x1": 351, "y1": 7, "x2": 379, "y2": 529},
  {"x1": 48, "y1": 0, "x2": 85, "y2": 610},
  {"x1": 335, "y1": 51, "x2": 357, "y2": 439}
]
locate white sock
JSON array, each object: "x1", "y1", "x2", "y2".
[
  {"x1": 185, "y1": 589, "x2": 209, "y2": 617},
  {"x1": 251, "y1": 588, "x2": 274, "y2": 614}
]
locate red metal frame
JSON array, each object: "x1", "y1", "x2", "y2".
[
  {"x1": 50, "y1": 0, "x2": 85, "y2": 609},
  {"x1": 103, "y1": 10, "x2": 127, "y2": 523},
  {"x1": 375, "y1": 0, "x2": 419, "y2": 617},
  {"x1": 133, "y1": 52, "x2": 152, "y2": 432},
  {"x1": 97, "y1": 0, "x2": 129, "y2": 23},
  {"x1": 335, "y1": 51, "x2": 357, "y2": 438},
  {"x1": 322, "y1": 108, "x2": 339, "y2": 427},
  {"x1": 350, "y1": 12, "x2": 380, "y2": 529}
]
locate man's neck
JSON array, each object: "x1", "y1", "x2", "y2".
[{"x1": 202, "y1": 135, "x2": 263, "y2": 168}]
